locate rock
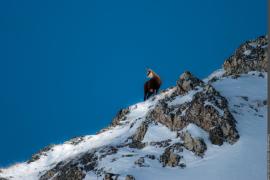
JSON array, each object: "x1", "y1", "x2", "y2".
[
  {"x1": 40, "y1": 152, "x2": 98, "y2": 180},
  {"x1": 134, "y1": 157, "x2": 148, "y2": 167},
  {"x1": 27, "y1": 144, "x2": 55, "y2": 164},
  {"x1": 104, "y1": 172, "x2": 119, "y2": 180},
  {"x1": 132, "y1": 122, "x2": 149, "y2": 142},
  {"x1": 145, "y1": 154, "x2": 156, "y2": 160},
  {"x1": 40, "y1": 161, "x2": 86, "y2": 180},
  {"x1": 111, "y1": 108, "x2": 130, "y2": 126},
  {"x1": 147, "y1": 73, "x2": 239, "y2": 145},
  {"x1": 97, "y1": 107, "x2": 130, "y2": 134},
  {"x1": 125, "y1": 175, "x2": 136, "y2": 180},
  {"x1": 99, "y1": 146, "x2": 118, "y2": 159},
  {"x1": 128, "y1": 140, "x2": 146, "y2": 149},
  {"x1": 127, "y1": 121, "x2": 150, "y2": 149},
  {"x1": 180, "y1": 131, "x2": 207, "y2": 157},
  {"x1": 223, "y1": 35, "x2": 268, "y2": 76},
  {"x1": 209, "y1": 126, "x2": 224, "y2": 145},
  {"x1": 149, "y1": 139, "x2": 171, "y2": 148},
  {"x1": 159, "y1": 143, "x2": 184, "y2": 167},
  {"x1": 66, "y1": 136, "x2": 85, "y2": 145},
  {"x1": 176, "y1": 71, "x2": 204, "y2": 95}
]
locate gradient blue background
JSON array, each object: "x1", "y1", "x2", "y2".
[{"x1": 0, "y1": 0, "x2": 267, "y2": 166}]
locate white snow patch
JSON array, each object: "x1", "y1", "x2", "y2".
[
  {"x1": 142, "y1": 123, "x2": 176, "y2": 143},
  {"x1": 203, "y1": 68, "x2": 225, "y2": 83},
  {"x1": 181, "y1": 123, "x2": 208, "y2": 139},
  {"x1": 168, "y1": 87, "x2": 203, "y2": 106},
  {"x1": 243, "y1": 49, "x2": 251, "y2": 56}
]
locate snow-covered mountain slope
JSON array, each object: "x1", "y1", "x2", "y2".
[{"x1": 0, "y1": 35, "x2": 268, "y2": 180}]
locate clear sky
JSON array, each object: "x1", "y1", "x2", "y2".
[{"x1": 0, "y1": 0, "x2": 267, "y2": 166}]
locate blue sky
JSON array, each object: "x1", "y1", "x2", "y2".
[{"x1": 0, "y1": 0, "x2": 267, "y2": 166}]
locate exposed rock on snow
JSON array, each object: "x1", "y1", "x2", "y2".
[
  {"x1": 159, "y1": 143, "x2": 184, "y2": 167},
  {"x1": 27, "y1": 144, "x2": 55, "y2": 164},
  {"x1": 223, "y1": 35, "x2": 268, "y2": 76},
  {"x1": 176, "y1": 71, "x2": 204, "y2": 95},
  {"x1": 147, "y1": 71, "x2": 239, "y2": 145},
  {"x1": 125, "y1": 175, "x2": 136, "y2": 180},
  {"x1": 179, "y1": 131, "x2": 207, "y2": 157}
]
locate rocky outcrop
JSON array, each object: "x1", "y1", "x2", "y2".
[
  {"x1": 104, "y1": 173, "x2": 119, "y2": 180},
  {"x1": 159, "y1": 143, "x2": 185, "y2": 167},
  {"x1": 27, "y1": 144, "x2": 55, "y2": 164},
  {"x1": 40, "y1": 145, "x2": 119, "y2": 180},
  {"x1": 223, "y1": 35, "x2": 268, "y2": 76},
  {"x1": 150, "y1": 139, "x2": 172, "y2": 148},
  {"x1": 66, "y1": 136, "x2": 85, "y2": 145},
  {"x1": 176, "y1": 71, "x2": 204, "y2": 95},
  {"x1": 125, "y1": 175, "x2": 136, "y2": 180},
  {"x1": 179, "y1": 131, "x2": 207, "y2": 157},
  {"x1": 103, "y1": 173, "x2": 135, "y2": 180},
  {"x1": 134, "y1": 157, "x2": 149, "y2": 167},
  {"x1": 40, "y1": 151, "x2": 98, "y2": 180},
  {"x1": 126, "y1": 121, "x2": 150, "y2": 149},
  {"x1": 98, "y1": 107, "x2": 131, "y2": 134},
  {"x1": 132, "y1": 122, "x2": 149, "y2": 142},
  {"x1": 147, "y1": 71, "x2": 239, "y2": 145}
]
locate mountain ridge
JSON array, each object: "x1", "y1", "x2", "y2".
[{"x1": 0, "y1": 35, "x2": 268, "y2": 180}]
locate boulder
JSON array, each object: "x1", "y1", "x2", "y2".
[{"x1": 180, "y1": 131, "x2": 207, "y2": 157}]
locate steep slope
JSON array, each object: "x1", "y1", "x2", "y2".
[{"x1": 0, "y1": 35, "x2": 267, "y2": 180}]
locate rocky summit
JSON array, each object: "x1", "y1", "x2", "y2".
[{"x1": 0, "y1": 36, "x2": 268, "y2": 180}]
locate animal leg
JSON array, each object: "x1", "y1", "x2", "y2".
[
  {"x1": 155, "y1": 88, "x2": 160, "y2": 95},
  {"x1": 144, "y1": 93, "x2": 147, "y2": 101}
]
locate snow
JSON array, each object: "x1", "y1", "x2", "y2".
[
  {"x1": 142, "y1": 123, "x2": 176, "y2": 143},
  {"x1": 181, "y1": 123, "x2": 208, "y2": 139},
  {"x1": 0, "y1": 72, "x2": 267, "y2": 180},
  {"x1": 203, "y1": 68, "x2": 225, "y2": 83},
  {"x1": 168, "y1": 87, "x2": 203, "y2": 106},
  {"x1": 243, "y1": 49, "x2": 252, "y2": 56}
]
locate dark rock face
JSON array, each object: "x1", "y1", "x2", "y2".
[
  {"x1": 223, "y1": 35, "x2": 268, "y2": 76},
  {"x1": 180, "y1": 131, "x2": 207, "y2": 157},
  {"x1": 147, "y1": 72, "x2": 239, "y2": 145},
  {"x1": 209, "y1": 126, "x2": 224, "y2": 145},
  {"x1": 160, "y1": 143, "x2": 184, "y2": 167}
]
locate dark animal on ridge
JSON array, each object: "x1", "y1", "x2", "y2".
[{"x1": 144, "y1": 68, "x2": 162, "y2": 101}]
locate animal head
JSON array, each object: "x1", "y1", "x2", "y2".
[{"x1": 146, "y1": 68, "x2": 155, "y2": 78}]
